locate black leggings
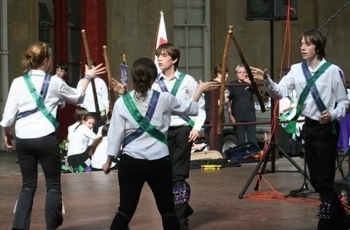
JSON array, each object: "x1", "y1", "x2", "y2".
[
  {"x1": 110, "y1": 154, "x2": 179, "y2": 230},
  {"x1": 14, "y1": 133, "x2": 63, "y2": 230}
]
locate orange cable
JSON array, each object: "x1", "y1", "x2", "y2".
[{"x1": 253, "y1": 0, "x2": 295, "y2": 196}]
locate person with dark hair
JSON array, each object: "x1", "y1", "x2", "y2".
[
  {"x1": 152, "y1": 43, "x2": 207, "y2": 229},
  {"x1": 227, "y1": 64, "x2": 259, "y2": 146},
  {"x1": 251, "y1": 29, "x2": 350, "y2": 230},
  {"x1": 55, "y1": 61, "x2": 68, "y2": 76},
  {"x1": 0, "y1": 41, "x2": 106, "y2": 229},
  {"x1": 102, "y1": 57, "x2": 218, "y2": 230},
  {"x1": 53, "y1": 61, "x2": 69, "y2": 109},
  {"x1": 67, "y1": 113, "x2": 97, "y2": 172},
  {"x1": 67, "y1": 107, "x2": 90, "y2": 142},
  {"x1": 77, "y1": 60, "x2": 110, "y2": 133}
]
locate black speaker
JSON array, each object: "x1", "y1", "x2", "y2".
[
  {"x1": 246, "y1": 0, "x2": 275, "y2": 20},
  {"x1": 246, "y1": 0, "x2": 298, "y2": 21}
]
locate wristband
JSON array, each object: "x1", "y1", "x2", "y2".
[{"x1": 84, "y1": 75, "x2": 92, "y2": 81}]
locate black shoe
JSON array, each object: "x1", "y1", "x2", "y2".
[{"x1": 186, "y1": 206, "x2": 194, "y2": 217}]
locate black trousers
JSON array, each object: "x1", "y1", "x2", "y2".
[
  {"x1": 110, "y1": 154, "x2": 179, "y2": 230},
  {"x1": 14, "y1": 133, "x2": 63, "y2": 230},
  {"x1": 303, "y1": 118, "x2": 339, "y2": 195},
  {"x1": 167, "y1": 126, "x2": 192, "y2": 182}
]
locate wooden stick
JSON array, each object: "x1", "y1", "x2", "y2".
[
  {"x1": 103, "y1": 45, "x2": 116, "y2": 110},
  {"x1": 217, "y1": 26, "x2": 233, "y2": 135},
  {"x1": 230, "y1": 31, "x2": 265, "y2": 112},
  {"x1": 81, "y1": 29, "x2": 101, "y2": 121}
]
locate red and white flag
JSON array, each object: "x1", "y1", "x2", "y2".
[{"x1": 154, "y1": 10, "x2": 168, "y2": 73}]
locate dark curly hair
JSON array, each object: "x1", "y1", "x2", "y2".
[{"x1": 131, "y1": 58, "x2": 158, "y2": 98}]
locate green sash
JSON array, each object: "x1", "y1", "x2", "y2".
[
  {"x1": 23, "y1": 73, "x2": 59, "y2": 130},
  {"x1": 157, "y1": 72, "x2": 195, "y2": 127},
  {"x1": 285, "y1": 62, "x2": 331, "y2": 133},
  {"x1": 122, "y1": 92, "x2": 168, "y2": 145}
]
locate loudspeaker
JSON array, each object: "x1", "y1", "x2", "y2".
[
  {"x1": 246, "y1": 0, "x2": 275, "y2": 20},
  {"x1": 246, "y1": 0, "x2": 298, "y2": 20}
]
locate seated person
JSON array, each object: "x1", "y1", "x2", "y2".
[
  {"x1": 67, "y1": 114, "x2": 97, "y2": 172},
  {"x1": 89, "y1": 124, "x2": 117, "y2": 170}
]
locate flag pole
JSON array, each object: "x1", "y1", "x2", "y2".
[
  {"x1": 120, "y1": 54, "x2": 128, "y2": 86},
  {"x1": 152, "y1": 10, "x2": 163, "y2": 60}
]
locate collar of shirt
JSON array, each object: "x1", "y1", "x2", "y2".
[
  {"x1": 307, "y1": 59, "x2": 326, "y2": 75},
  {"x1": 28, "y1": 69, "x2": 46, "y2": 77},
  {"x1": 158, "y1": 70, "x2": 180, "y2": 81}
]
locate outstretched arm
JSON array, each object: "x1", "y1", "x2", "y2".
[
  {"x1": 79, "y1": 64, "x2": 107, "y2": 93},
  {"x1": 193, "y1": 80, "x2": 220, "y2": 102},
  {"x1": 250, "y1": 66, "x2": 268, "y2": 81},
  {"x1": 111, "y1": 78, "x2": 128, "y2": 95}
]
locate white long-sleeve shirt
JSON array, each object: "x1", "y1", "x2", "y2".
[
  {"x1": 91, "y1": 137, "x2": 116, "y2": 169},
  {"x1": 107, "y1": 90, "x2": 199, "y2": 160},
  {"x1": 264, "y1": 59, "x2": 349, "y2": 121},
  {"x1": 0, "y1": 69, "x2": 86, "y2": 138},
  {"x1": 77, "y1": 77, "x2": 109, "y2": 114},
  {"x1": 152, "y1": 70, "x2": 206, "y2": 131},
  {"x1": 67, "y1": 124, "x2": 97, "y2": 156}
]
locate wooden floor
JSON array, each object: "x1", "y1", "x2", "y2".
[{"x1": 0, "y1": 150, "x2": 348, "y2": 230}]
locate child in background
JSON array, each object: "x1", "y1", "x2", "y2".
[
  {"x1": 89, "y1": 124, "x2": 117, "y2": 170},
  {"x1": 67, "y1": 113, "x2": 97, "y2": 172},
  {"x1": 53, "y1": 62, "x2": 68, "y2": 110},
  {"x1": 67, "y1": 107, "x2": 89, "y2": 143}
]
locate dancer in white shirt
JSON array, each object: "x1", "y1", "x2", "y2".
[
  {"x1": 0, "y1": 41, "x2": 105, "y2": 229},
  {"x1": 103, "y1": 57, "x2": 219, "y2": 230},
  {"x1": 251, "y1": 29, "x2": 350, "y2": 230}
]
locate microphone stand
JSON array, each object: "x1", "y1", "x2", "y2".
[{"x1": 318, "y1": 0, "x2": 350, "y2": 31}]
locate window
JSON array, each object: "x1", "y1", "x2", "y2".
[
  {"x1": 39, "y1": 1, "x2": 54, "y2": 47},
  {"x1": 173, "y1": 0, "x2": 210, "y2": 81},
  {"x1": 38, "y1": 0, "x2": 81, "y2": 87}
]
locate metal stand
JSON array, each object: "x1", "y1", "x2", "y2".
[
  {"x1": 238, "y1": 139, "x2": 310, "y2": 199},
  {"x1": 335, "y1": 149, "x2": 350, "y2": 179}
]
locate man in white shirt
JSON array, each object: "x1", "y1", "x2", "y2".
[{"x1": 251, "y1": 29, "x2": 350, "y2": 230}]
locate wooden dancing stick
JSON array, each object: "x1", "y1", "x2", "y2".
[
  {"x1": 81, "y1": 29, "x2": 101, "y2": 121},
  {"x1": 229, "y1": 30, "x2": 266, "y2": 112},
  {"x1": 217, "y1": 25, "x2": 233, "y2": 135},
  {"x1": 103, "y1": 45, "x2": 116, "y2": 110}
]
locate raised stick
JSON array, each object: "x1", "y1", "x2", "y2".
[
  {"x1": 81, "y1": 29, "x2": 101, "y2": 121},
  {"x1": 103, "y1": 45, "x2": 116, "y2": 110}
]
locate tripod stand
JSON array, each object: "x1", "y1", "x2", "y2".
[{"x1": 238, "y1": 137, "x2": 310, "y2": 199}]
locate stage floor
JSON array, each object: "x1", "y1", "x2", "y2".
[{"x1": 0, "y1": 150, "x2": 347, "y2": 230}]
